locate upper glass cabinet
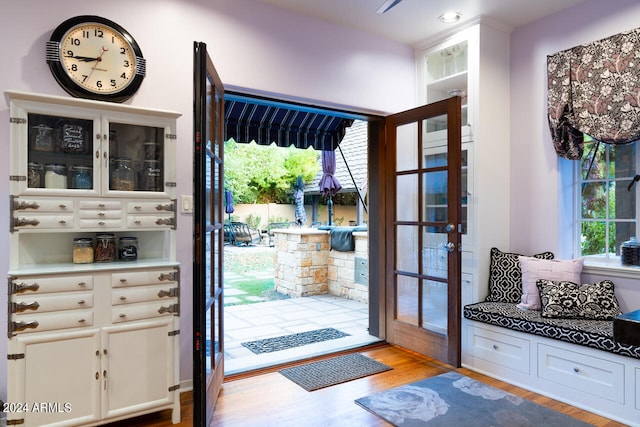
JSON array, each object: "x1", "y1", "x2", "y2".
[{"x1": 7, "y1": 91, "x2": 179, "y2": 198}]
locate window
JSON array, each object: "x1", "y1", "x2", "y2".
[{"x1": 577, "y1": 137, "x2": 638, "y2": 259}]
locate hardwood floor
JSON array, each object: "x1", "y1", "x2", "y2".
[{"x1": 108, "y1": 344, "x2": 626, "y2": 427}]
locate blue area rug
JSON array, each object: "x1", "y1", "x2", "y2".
[{"x1": 355, "y1": 372, "x2": 593, "y2": 427}]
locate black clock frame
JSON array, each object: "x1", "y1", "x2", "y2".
[{"x1": 46, "y1": 15, "x2": 146, "y2": 103}]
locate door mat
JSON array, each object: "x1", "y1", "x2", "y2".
[
  {"x1": 279, "y1": 353, "x2": 392, "y2": 391},
  {"x1": 241, "y1": 327, "x2": 349, "y2": 354},
  {"x1": 355, "y1": 372, "x2": 593, "y2": 427}
]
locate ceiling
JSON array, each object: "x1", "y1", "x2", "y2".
[{"x1": 252, "y1": 0, "x2": 588, "y2": 45}]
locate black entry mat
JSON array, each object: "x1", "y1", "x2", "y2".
[
  {"x1": 241, "y1": 327, "x2": 350, "y2": 354},
  {"x1": 280, "y1": 353, "x2": 392, "y2": 391}
]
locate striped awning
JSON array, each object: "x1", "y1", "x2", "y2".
[{"x1": 224, "y1": 95, "x2": 354, "y2": 151}]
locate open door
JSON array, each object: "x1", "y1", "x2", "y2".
[
  {"x1": 384, "y1": 97, "x2": 462, "y2": 367},
  {"x1": 193, "y1": 41, "x2": 225, "y2": 425}
]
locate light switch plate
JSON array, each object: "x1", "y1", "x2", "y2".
[{"x1": 181, "y1": 195, "x2": 193, "y2": 213}]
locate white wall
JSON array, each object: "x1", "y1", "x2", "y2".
[
  {"x1": 509, "y1": 0, "x2": 640, "y2": 257},
  {"x1": 0, "y1": 0, "x2": 416, "y2": 394}
]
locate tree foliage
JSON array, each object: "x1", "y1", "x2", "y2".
[{"x1": 224, "y1": 140, "x2": 320, "y2": 203}]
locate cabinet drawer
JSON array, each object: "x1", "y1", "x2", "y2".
[
  {"x1": 127, "y1": 201, "x2": 175, "y2": 214},
  {"x1": 78, "y1": 218, "x2": 123, "y2": 228},
  {"x1": 13, "y1": 214, "x2": 74, "y2": 229},
  {"x1": 78, "y1": 209, "x2": 123, "y2": 219},
  {"x1": 127, "y1": 215, "x2": 174, "y2": 228},
  {"x1": 11, "y1": 292, "x2": 93, "y2": 314},
  {"x1": 10, "y1": 275, "x2": 93, "y2": 294},
  {"x1": 13, "y1": 198, "x2": 73, "y2": 212},
  {"x1": 112, "y1": 299, "x2": 179, "y2": 323},
  {"x1": 537, "y1": 343, "x2": 624, "y2": 403},
  {"x1": 468, "y1": 325, "x2": 529, "y2": 373},
  {"x1": 112, "y1": 269, "x2": 178, "y2": 287},
  {"x1": 9, "y1": 310, "x2": 94, "y2": 335},
  {"x1": 78, "y1": 200, "x2": 122, "y2": 210},
  {"x1": 112, "y1": 284, "x2": 179, "y2": 305}
]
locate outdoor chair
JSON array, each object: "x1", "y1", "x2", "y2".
[{"x1": 227, "y1": 221, "x2": 261, "y2": 246}]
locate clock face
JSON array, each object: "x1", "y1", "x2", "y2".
[{"x1": 47, "y1": 16, "x2": 145, "y2": 102}]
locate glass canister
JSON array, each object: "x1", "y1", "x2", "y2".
[
  {"x1": 95, "y1": 233, "x2": 116, "y2": 262},
  {"x1": 44, "y1": 164, "x2": 68, "y2": 189},
  {"x1": 70, "y1": 165, "x2": 93, "y2": 189},
  {"x1": 28, "y1": 162, "x2": 44, "y2": 188},
  {"x1": 143, "y1": 142, "x2": 161, "y2": 160},
  {"x1": 621, "y1": 237, "x2": 640, "y2": 266},
  {"x1": 118, "y1": 237, "x2": 138, "y2": 261},
  {"x1": 60, "y1": 122, "x2": 87, "y2": 153},
  {"x1": 30, "y1": 124, "x2": 55, "y2": 151},
  {"x1": 73, "y1": 238, "x2": 94, "y2": 264},
  {"x1": 141, "y1": 159, "x2": 162, "y2": 191},
  {"x1": 111, "y1": 157, "x2": 135, "y2": 191}
]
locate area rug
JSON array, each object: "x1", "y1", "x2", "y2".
[
  {"x1": 355, "y1": 372, "x2": 593, "y2": 427},
  {"x1": 279, "y1": 353, "x2": 392, "y2": 391},
  {"x1": 241, "y1": 327, "x2": 349, "y2": 354}
]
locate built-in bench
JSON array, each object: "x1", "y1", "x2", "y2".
[{"x1": 463, "y1": 301, "x2": 640, "y2": 426}]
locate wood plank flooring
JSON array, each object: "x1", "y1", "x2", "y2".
[{"x1": 106, "y1": 344, "x2": 626, "y2": 427}]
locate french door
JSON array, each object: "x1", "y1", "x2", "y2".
[
  {"x1": 384, "y1": 97, "x2": 462, "y2": 367},
  {"x1": 193, "y1": 41, "x2": 225, "y2": 425}
]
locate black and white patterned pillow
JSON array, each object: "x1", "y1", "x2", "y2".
[
  {"x1": 537, "y1": 279, "x2": 622, "y2": 320},
  {"x1": 485, "y1": 247, "x2": 554, "y2": 303}
]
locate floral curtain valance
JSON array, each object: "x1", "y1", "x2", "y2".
[{"x1": 547, "y1": 28, "x2": 640, "y2": 160}]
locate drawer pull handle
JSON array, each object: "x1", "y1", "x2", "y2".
[
  {"x1": 15, "y1": 200, "x2": 40, "y2": 210},
  {"x1": 78, "y1": 300, "x2": 86, "y2": 305},
  {"x1": 119, "y1": 313, "x2": 127, "y2": 318},
  {"x1": 98, "y1": 221, "x2": 105, "y2": 225},
  {"x1": 12, "y1": 301, "x2": 40, "y2": 313},
  {"x1": 98, "y1": 204, "x2": 106, "y2": 208},
  {"x1": 59, "y1": 204, "x2": 67, "y2": 209},
  {"x1": 119, "y1": 278, "x2": 127, "y2": 283},
  {"x1": 156, "y1": 217, "x2": 173, "y2": 226},
  {"x1": 119, "y1": 296, "x2": 127, "y2": 301},
  {"x1": 98, "y1": 212, "x2": 106, "y2": 217},
  {"x1": 15, "y1": 217, "x2": 40, "y2": 227},
  {"x1": 158, "y1": 272, "x2": 177, "y2": 282},
  {"x1": 11, "y1": 282, "x2": 40, "y2": 294},
  {"x1": 134, "y1": 205, "x2": 142, "y2": 210},
  {"x1": 78, "y1": 318, "x2": 86, "y2": 323},
  {"x1": 573, "y1": 367, "x2": 580, "y2": 373},
  {"x1": 158, "y1": 304, "x2": 179, "y2": 314},
  {"x1": 78, "y1": 282, "x2": 87, "y2": 287},
  {"x1": 492, "y1": 344, "x2": 498, "y2": 350},
  {"x1": 135, "y1": 220, "x2": 142, "y2": 224},
  {"x1": 58, "y1": 220, "x2": 67, "y2": 225}
]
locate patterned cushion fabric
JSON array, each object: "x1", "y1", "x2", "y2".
[
  {"x1": 537, "y1": 279, "x2": 622, "y2": 320},
  {"x1": 485, "y1": 248, "x2": 554, "y2": 303},
  {"x1": 464, "y1": 302, "x2": 640, "y2": 359},
  {"x1": 516, "y1": 257, "x2": 583, "y2": 310}
]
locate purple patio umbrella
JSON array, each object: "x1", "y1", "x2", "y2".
[
  {"x1": 319, "y1": 150, "x2": 341, "y2": 225},
  {"x1": 225, "y1": 189, "x2": 235, "y2": 221}
]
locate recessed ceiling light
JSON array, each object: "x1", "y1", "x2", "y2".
[{"x1": 438, "y1": 11, "x2": 462, "y2": 24}]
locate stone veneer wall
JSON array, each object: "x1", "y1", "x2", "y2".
[{"x1": 273, "y1": 229, "x2": 368, "y2": 302}]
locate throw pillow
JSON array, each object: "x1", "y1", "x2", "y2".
[
  {"x1": 485, "y1": 247, "x2": 554, "y2": 303},
  {"x1": 537, "y1": 279, "x2": 623, "y2": 320},
  {"x1": 516, "y1": 257, "x2": 583, "y2": 310}
]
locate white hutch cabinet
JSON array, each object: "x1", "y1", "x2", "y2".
[
  {"x1": 416, "y1": 20, "x2": 510, "y2": 308},
  {"x1": 5, "y1": 91, "x2": 181, "y2": 426}
]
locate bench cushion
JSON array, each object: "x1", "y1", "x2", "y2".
[{"x1": 464, "y1": 301, "x2": 640, "y2": 359}]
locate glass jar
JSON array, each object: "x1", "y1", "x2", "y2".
[
  {"x1": 73, "y1": 238, "x2": 94, "y2": 264},
  {"x1": 60, "y1": 122, "x2": 87, "y2": 153},
  {"x1": 621, "y1": 237, "x2": 640, "y2": 266},
  {"x1": 28, "y1": 162, "x2": 43, "y2": 188},
  {"x1": 30, "y1": 124, "x2": 55, "y2": 151},
  {"x1": 44, "y1": 164, "x2": 67, "y2": 189},
  {"x1": 70, "y1": 165, "x2": 93, "y2": 189},
  {"x1": 111, "y1": 157, "x2": 135, "y2": 191},
  {"x1": 95, "y1": 233, "x2": 116, "y2": 262},
  {"x1": 141, "y1": 159, "x2": 162, "y2": 191},
  {"x1": 118, "y1": 237, "x2": 138, "y2": 261},
  {"x1": 143, "y1": 142, "x2": 160, "y2": 160}
]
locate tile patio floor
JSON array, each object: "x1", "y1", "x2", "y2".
[{"x1": 223, "y1": 247, "x2": 380, "y2": 375}]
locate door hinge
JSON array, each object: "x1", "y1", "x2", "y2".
[
  {"x1": 165, "y1": 133, "x2": 177, "y2": 140},
  {"x1": 158, "y1": 304, "x2": 179, "y2": 315},
  {"x1": 168, "y1": 329, "x2": 180, "y2": 336},
  {"x1": 168, "y1": 384, "x2": 180, "y2": 392},
  {"x1": 9, "y1": 117, "x2": 27, "y2": 125},
  {"x1": 7, "y1": 418, "x2": 25, "y2": 425},
  {"x1": 7, "y1": 353, "x2": 25, "y2": 360},
  {"x1": 9, "y1": 175, "x2": 26, "y2": 182}
]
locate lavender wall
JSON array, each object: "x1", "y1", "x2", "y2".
[{"x1": 0, "y1": 0, "x2": 415, "y2": 394}]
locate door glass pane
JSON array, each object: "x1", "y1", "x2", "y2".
[
  {"x1": 423, "y1": 170, "x2": 447, "y2": 224},
  {"x1": 396, "y1": 122, "x2": 418, "y2": 171},
  {"x1": 424, "y1": 113, "x2": 448, "y2": 134},
  {"x1": 421, "y1": 279, "x2": 447, "y2": 334},
  {"x1": 396, "y1": 174, "x2": 418, "y2": 222},
  {"x1": 396, "y1": 275, "x2": 418, "y2": 325},
  {"x1": 422, "y1": 225, "x2": 448, "y2": 279},
  {"x1": 396, "y1": 225, "x2": 418, "y2": 274}
]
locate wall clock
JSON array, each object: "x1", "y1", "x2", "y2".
[{"x1": 46, "y1": 15, "x2": 146, "y2": 103}]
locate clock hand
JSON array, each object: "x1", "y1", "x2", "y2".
[
  {"x1": 86, "y1": 46, "x2": 109, "y2": 81},
  {"x1": 65, "y1": 55, "x2": 101, "y2": 62}
]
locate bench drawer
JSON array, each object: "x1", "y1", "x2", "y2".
[
  {"x1": 468, "y1": 325, "x2": 529, "y2": 373},
  {"x1": 537, "y1": 343, "x2": 624, "y2": 403}
]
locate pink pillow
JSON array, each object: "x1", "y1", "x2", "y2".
[{"x1": 516, "y1": 256, "x2": 583, "y2": 310}]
